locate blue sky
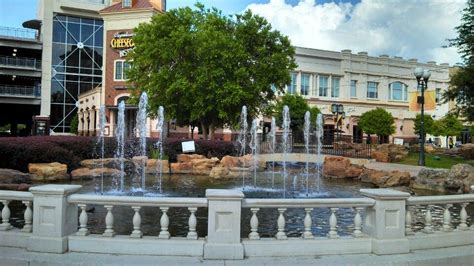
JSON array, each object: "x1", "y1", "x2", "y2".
[{"x1": 0, "y1": 0, "x2": 465, "y2": 65}]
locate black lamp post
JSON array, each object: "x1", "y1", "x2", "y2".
[
  {"x1": 331, "y1": 103, "x2": 344, "y2": 143},
  {"x1": 413, "y1": 67, "x2": 431, "y2": 166}
]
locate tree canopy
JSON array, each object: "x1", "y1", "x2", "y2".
[
  {"x1": 127, "y1": 4, "x2": 297, "y2": 139},
  {"x1": 445, "y1": 0, "x2": 474, "y2": 122},
  {"x1": 358, "y1": 108, "x2": 395, "y2": 143},
  {"x1": 274, "y1": 94, "x2": 320, "y2": 132},
  {"x1": 413, "y1": 114, "x2": 435, "y2": 137}
]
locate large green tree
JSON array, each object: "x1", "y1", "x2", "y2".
[
  {"x1": 127, "y1": 4, "x2": 296, "y2": 139},
  {"x1": 433, "y1": 114, "x2": 464, "y2": 147},
  {"x1": 358, "y1": 108, "x2": 395, "y2": 144},
  {"x1": 274, "y1": 94, "x2": 320, "y2": 132},
  {"x1": 413, "y1": 114, "x2": 435, "y2": 137},
  {"x1": 444, "y1": 0, "x2": 474, "y2": 122}
]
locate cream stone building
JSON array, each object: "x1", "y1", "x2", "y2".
[{"x1": 287, "y1": 47, "x2": 451, "y2": 144}]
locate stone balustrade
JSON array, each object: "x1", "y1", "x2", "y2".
[{"x1": 0, "y1": 186, "x2": 473, "y2": 260}]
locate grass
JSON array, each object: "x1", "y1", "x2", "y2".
[{"x1": 397, "y1": 152, "x2": 474, "y2": 169}]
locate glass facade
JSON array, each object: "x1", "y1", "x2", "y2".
[
  {"x1": 436, "y1": 88, "x2": 441, "y2": 104},
  {"x1": 350, "y1": 80, "x2": 357, "y2": 97},
  {"x1": 319, "y1": 76, "x2": 328, "y2": 97},
  {"x1": 288, "y1": 73, "x2": 297, "y2": 94},
  {"x1": 115, "y1": 60, "x2": 131, "y2": 80},
  {"x1": 367, "y1": 81, "x2": 378, "y2": 99},
  {"x1": 51, "y1": 14, "x2": 103, "y2": 132},
  {"x1": 300, "y1": 73, "x2": 310, "y2": 96}
]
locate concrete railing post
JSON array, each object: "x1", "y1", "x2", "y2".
[
  {"x1": 204, "y1": 189, "x2": 244, "y2": 260},
  {"x1": 360, "y1": 189, "x2": 410, "y2": 255},
  {"x1": 27, "y1": 185, "x2": 82, "y2": 253}
]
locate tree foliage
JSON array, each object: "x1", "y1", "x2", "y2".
[
  {"x1": 127, "y1": 4, "x2": 296, "y2": 138},
  {"x1": 413, "y1": 114, "x2": 435, "y2": 137},
  {"x1": 274, "y1": 94, "x2": 320, "y2": 132},
  {"x1": 435, "y1": 114, "x2": 464, "y2": 138},
  {"x1": 445, "y1": 0, "x2": 474, "y2": 122},
  {"x1": 358, "y1": 108, "x2": 395, "y2": 143}
]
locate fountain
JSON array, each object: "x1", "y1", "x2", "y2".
[
  {"x1": 155, "y1": 106, "x2": 165, "y2": 193},
  {"x1": 114, "y1": 101, "x2": 126, "y2": 192},
  {"x1": 237, "y1": 106, "x2": 248, "y2": 189},
  {"x1": 281, "y1": 105, "x2": 291, "y2": 198},
  {"x1": 96, "y1": 105, "x2": 106, "y2": 195},
  {"x1": 133, "y1": 92, "x2": 148, "y2": 192},
  {"x1": 269, "y1": 117, "x2": 276, "y2": 188},
  {"x1": 303, "y1": 110, "x2": 311, "y2": 195},
  {"x1": 315, "y1": 113, "x2": 323, "y2": 193},
  {"x1": 249, "y1": 118, "x2": 259, "y2": 188}
]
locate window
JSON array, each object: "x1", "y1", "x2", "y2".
[
  {"x1": 288, "y1": 73, "x2": 297, "y2": 94},
  {"x1": 331, "y1": 77, "x2": 340, "y2": 97},
  {"x1": 301, "y1": 73, "x2": 310, "y2": 96},
  {"x1": 389, "y1": 82, "x2": 407, "y2": 101},
  {"x1": 367, "y1": 82, "x2": 378, "y2": 99},
  {"x1": 122, "y1": 0, "x2": 131, "y2": 8},
  {"x1": 350, "y1": 80, "x2": 357, "y2": 98},
  {"x1": 319, "y1": 76, "x2": 328, "y2": 97},
  {"x1": 436, "y1": 88, "x2": 441, "y2": 104},
  {"x1": 115, "y1": 61, "x2": 131, "y2": 80}
]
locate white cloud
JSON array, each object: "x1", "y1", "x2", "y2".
[{"x1": 246, "y1": 0, "x2": 466, "y2": 65}]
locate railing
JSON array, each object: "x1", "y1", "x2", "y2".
[
  {"x1": 0, "y1": 26, "x2": 37, "y2": 40},
  {"x1": 0, "y1": 85, "x2": 41, "y2": 98},
  {"x1": 0, "y1": 186, "x2": 473, "y2": 259},
  {"x1": 0, "y1": 56, "x2": 41, "y2": 69}
]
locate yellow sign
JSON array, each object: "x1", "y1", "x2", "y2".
[
  {"x1": 408, "y1": 90, "x2": 436, "y2": 111},
  {"x1": 110, "y1": 38, "x2": 134, "y2": 49}
]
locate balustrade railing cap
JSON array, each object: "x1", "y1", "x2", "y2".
[
  {"x1": 360, "y1": 189, "x2": 410, "y2": 200},
  {"x1": 30, "y1": 184, "x2": 82, "y2": 195},
  {"x1": 206, "y1": 189, "x2": 244, "y2": 199}
]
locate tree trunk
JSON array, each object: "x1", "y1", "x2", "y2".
[
  {"x1": 201, "y1": 121, "x2": 208, "y2": 140},
  {"x1": 189, "y1": 125, "x2": 195, "y2": 139},
  {"x1": 209, "y1": 124, "x2": 215, "y2": 140}
]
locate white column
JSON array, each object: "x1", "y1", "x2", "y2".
[
  {"x1": 158, "y1": 207, "x2": 170, "y2": 239},
  {"x1": 458, "y1": 203, "x2": 469, "y2": 230},
  {"x1": 103, "y1": 205, "x2": 115, "y2": 237},
  {"x1": 303, "y1": 208, "x2": 314, "y2": 239},
  {"x1": 130, "y1": 206, "x2": 142, "y2": 238},
  {"x1": 204, "y1": 189, "x2": 244, "y2": 260},
  {"x1": 405, "y1": 206, "x2": 414, "y2": 235},
  {"x1": 361, "y1": 189, "x2": 410, "y2": 255},
  {"x1": 76, "y1": 204, "x2": 89, "y2": 236},
  {"x1": 28, "y1": 185, "x2": 82, "y2": 253},
  {"x1": 89, "y1": 109, "x2": 96, "y2": 136},
  {"x1": 275, "y1": 208, "x2": 287, "y2": 240},
  {"x1": 441, "y1": 204, "x2": 453, "y2": 232},
  {"x1": 21, "y1": 200, "x2": 32, "y2": 233},
  {"x1": 249, "y1": 208, "x2": 260, "y2": 240},
  {"x1": 353, "y1": 207, "x2": 363, "y2": 238},
  {"x1": 0, "y1": 200, "x2": 12, "y2": 231},
  {"x1": 187, "y1": 207, "x2": 198, "y2": 240},
  {"x1": 423, "y1": 205, "x2": 434, "y2": 234},
  {"x1": 327, "y1": 208, "x2": 339, "y2": 239}
]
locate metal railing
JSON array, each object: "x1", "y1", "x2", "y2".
[
  {"x1": 0, "y1": 26, "x2": 37, "y2": 40},
  {"x1": 0, "y1": 56, "x2": 41, "y2": 69},
  {"x1": 0, "y1": 85, "x2": 41, "y2": 98}
]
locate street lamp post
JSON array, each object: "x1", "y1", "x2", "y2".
[
  {"x1": 413, "y1": 67, "x2": 431, "y2": 166},
  {"x1": 331, "y1": 103, "x2": 344, "y2": 144}
]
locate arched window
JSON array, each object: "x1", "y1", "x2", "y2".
[
  {"x1": 116, "y1": 96, "x2": 129, "y2": 105},
  {"x1": 389, "y1": 82, "x2": 407, "y2": 101}
]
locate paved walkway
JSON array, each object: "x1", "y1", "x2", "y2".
[
  {"x1": 364, "y1": 162, "x2": 429, "y2": 177},
  {"x1": 0, "y1": 245, "x2": 473, "y2": 266}
]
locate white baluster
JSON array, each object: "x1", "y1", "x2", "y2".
[
  {"x1": 275, "y1": 208, "x2": 287, "y2": 240},
  {"x1": 353, "y1": 207, "x2": 363, "y2": 238},
  {"x1": 441, "y1": 204, "x2": 453, "y2": 232},
  {"x1": 423, "y1": 205, "x2": 434, "y2": 234},
  {"x1": 76, "y1": 204, "x2": 89, "y2": 236},
  {"x1": 458, "y1": 203, "x2": 469, "y2": 231},
  {"x1": 130, "y1": 206, "x2": 143, "y2": 238},
  {"x1": 21, "y1": 201, "x2": 32, "y2": 233},
  {"x1": 405, "y1": 206, "x2": 414, "y2": 235},
  {"x1": 103, "y1": 205, "x2": 115, "y2": 237},
  {"x1": 249, "y1": 208, "x2": 260, "y2": 240},
  {"x1": 158, "y1": 207, "x2": 170, "y2": 239},
  {"x1": 303, "y1": 208, "x2": 314, "y2": 239},
  {"x1": 328, "y1": 207, "x2": 339, "y2": 239},
  {"x1": 0, "y1": 200, "x2": 12, "y2": 231},
  {"x1": 187, "y1": 207, "x2": 198, "y2": 240}
]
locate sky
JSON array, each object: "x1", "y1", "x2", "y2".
[{"x1": 0, "y1": 0, "x2": 466, "y2": 65}]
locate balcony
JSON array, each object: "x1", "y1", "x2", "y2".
[
  {"x1": 0, "y1": 56, "x2": 41, "y2": 70},
  {"x1": 0, "y1": 84, "x2": 41, "y2": 98},
  {"x1": 0, "y1": 26, "x2": 37, "y2": 40}
]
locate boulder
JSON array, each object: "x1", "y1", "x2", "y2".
[
  {"x1": 28, "y1": 162, "x2": 68, "y2": 181},
  {"x1": 360, "y1": 169, "x2": 411, "y2": 188},
  {"x1": 170, "y1": 162, "x2": 193, "y2": 174},
  {"x1": 372, "y1": 144, "x2": 409, "y2": 163},
  {"x1": 322, "y1": 156, "x2": 364, "y2": 179},
  {"x1": 220, "y1": 156, "x2": 240, "y2": 168},
  {"x1": 192, "y1": 157, "x2": 220, "y2": 175},
  {"x1": 0, "y1": 169, "x2": 31, "y2": 184},
  {"x1": 146, "y1": 159, "x2": 170, "y2": 174},
  {"x1": 70, "y1": 168, "x2": 125, "y2": 180},
  {"x1": 459, "y1": 143, "x2": 474, "y2": 159},
  {"x1": 177, "y1": 154, "x2": 206, "y2": 163},
  {"x1": 209, "y1": 166, "x2": 230, "y2": 179},
  {"x1": 462, "y1": 172, "x2": 474, "y2": 193},
  {"x1": 410, "y1": 168, "x2": 450, "y2": 193},
  {"x1": 80, "y1": 158, "x2": 136, "y2": 173},
  {"x1": 411, "y1": 164, "x2": 473, "y2": 194},
  {"x1": 0, "y1": 183, "x2": 31, "y2": 191}
]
